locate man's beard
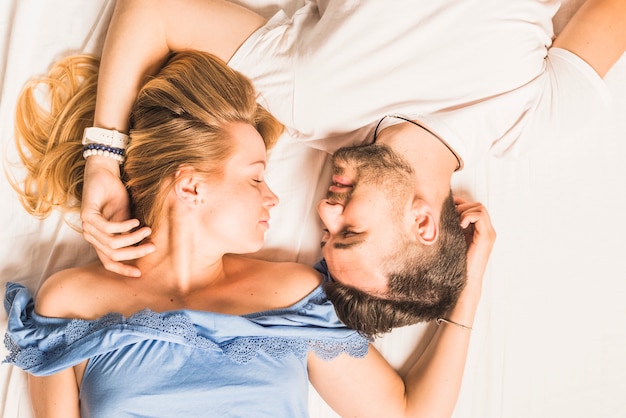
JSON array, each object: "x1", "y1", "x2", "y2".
[{"x1": 330, "y1": 143, "x2": 415, "y2": 201}]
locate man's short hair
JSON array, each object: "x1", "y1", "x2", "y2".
[{"x1": 323, "y1": 193, "x2": 467, "y2": 337}]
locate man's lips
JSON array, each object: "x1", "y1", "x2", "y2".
[
  {"x1": 329, "y1": 174, "x2": 353, "y2": 192},
  {"x1": 332, "y1": 174, "x2": 353, "y2": 187}
]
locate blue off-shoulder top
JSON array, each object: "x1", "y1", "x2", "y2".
[{"x1": 4, "y1": 282, "x2": 368, "y2": 418}]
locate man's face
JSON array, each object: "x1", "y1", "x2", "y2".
[{"x1": 316, "y1": 143, "x2": 416, "y2": 296}]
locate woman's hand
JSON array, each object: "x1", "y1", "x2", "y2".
[{"x1": 80, "y1": 157, "x2": 155, "y2": 277}]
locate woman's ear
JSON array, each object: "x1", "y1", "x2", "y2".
[
  {"x1": 411, "y1": 199, "x2": 438, "y2": 245},
  {"x1": 173, "y1": 167, "x2": 203, "y2": 207}
]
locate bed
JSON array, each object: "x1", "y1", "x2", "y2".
[{"x1": 1, "y1": 1, "x2": 625, "y2": 417}]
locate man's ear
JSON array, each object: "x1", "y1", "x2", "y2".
[
  {"x1": 173, "y1": 167, "x2": 203, "y2": 207},
  {"x1": 411, "y1": 199, "x2": 438, "y2": 245}
]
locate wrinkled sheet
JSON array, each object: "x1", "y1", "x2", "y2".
[{"x1": 1, "y1": 1, "x2": 625, "y2": 417}]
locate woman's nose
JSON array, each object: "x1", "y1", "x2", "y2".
[{"x1": 263, "y1": 183, "x2": 279, "y2": 208}]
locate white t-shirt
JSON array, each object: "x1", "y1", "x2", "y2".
[{"x1": 229, "y1": 0, "x2": 611, "y2": 165}]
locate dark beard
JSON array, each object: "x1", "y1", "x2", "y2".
[{"x1": 332, "y1": 143, "x2": 414, "y2": 185}]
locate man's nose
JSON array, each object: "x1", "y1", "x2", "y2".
[{"x1": 316, "y1": 199, "x2": 344, "y2": 231}]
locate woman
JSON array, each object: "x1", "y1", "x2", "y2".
[{"x1": 5, "y1": 50, "x2": 495, "y2": 417}]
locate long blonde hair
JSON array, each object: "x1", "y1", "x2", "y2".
[{"x1": 10, "y1": 51, "x2": 283, "y2": 231}]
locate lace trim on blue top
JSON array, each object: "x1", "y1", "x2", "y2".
[
  {"x1": 5, "y1": 308, "x2": 368, "y2": 370},
  {"x1": 222, "y1": 334, "x2": 368, "y2": 363}
]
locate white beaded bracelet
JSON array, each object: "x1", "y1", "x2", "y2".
[{"x1": 82, "y1": 147, "x2": 125, "y2": 163}]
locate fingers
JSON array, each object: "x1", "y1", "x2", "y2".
[
  {"x1": 82, "y1": 225, "x2": 155, "y2": 258},
  {"x1": 455, "y1": 200, "x2": 486, "y2": 228},
  {"x1": 81, "y1": 214, "x2": 155, "y2": 278},
  {"x1": 98, "y1": 253, "x2": 143, "y2": 278},
  {"x1": 453, "y1": 195, "x2": 467, "y2": 205},
  {"x1": 453, "y1": 195, "x2": 496, "y2": 244},
  {"x1": 453, "y1": 198, "x2": 496, "y2": 298},
  {"x1": 80, "y1": 159, "x2": 155, "y2": 277},
  {"x1": 83, "y1": 213, "x2": 141, "y2": 236},
  {"x1": 83, "y1": 235, "x2": 155, "y2": 278},
  {"x1": 82, "y1": 224, "x2": 155, "y2": 258},
  {"x1": 82, "y1": 215, "x2": 147, "y2": 246},
  {"x1": 459, "y1": 205, "x2": 488, "y2": 230}
]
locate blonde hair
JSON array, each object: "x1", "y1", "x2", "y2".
[{"x1": 10, "y1": 51, "x2": 283, "y2": 231}]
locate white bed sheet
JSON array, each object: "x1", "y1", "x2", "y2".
[{"x1": 1, "y1": 1, "x2": 625, "y2": 417}]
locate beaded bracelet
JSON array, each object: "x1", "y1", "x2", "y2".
[
  {"x1": 81, "y1": 127, "x2": 129, "y2": 163},
  {"x1": 436, "y1": 317, "x2": 473, "y2": 331},
  {"x1": 82, "y1": 144, "x2": 126, "y2": 163}
]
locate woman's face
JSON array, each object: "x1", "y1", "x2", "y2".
[{"x1": 200, "y1": 122, "x2": 278, "y2": 254}]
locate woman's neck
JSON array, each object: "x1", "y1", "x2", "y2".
[{"x1": 133, "y1": 218, "x2": 228, "y2": 296}]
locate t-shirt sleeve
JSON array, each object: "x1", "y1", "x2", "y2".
[{"x1": 414, "y1": 47, "x2": 613, "y2": 164}]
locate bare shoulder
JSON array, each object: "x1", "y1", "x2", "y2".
[
  {"x1": 269, "y1": 259, "x2": 323, "y2": 291},
  {"x1": 35, "y1": 262, "x2": 119, "y2": 319},
  {"x1": 258, "y1": 259, "x2": 324, "y2": 307},
  {"x1": 225, "y1": 255, "x2": 323, "y2": 300}
]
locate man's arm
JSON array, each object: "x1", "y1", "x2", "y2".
[
  {"x1": 553, "y1": 0, "x2": 626, "y2": 78},
  {"x1": 309, "y1": 200, "x2": 495, "y2": 417},
  {"x1": 82, "y1": 0, "x2": 266, "y2": 276}
]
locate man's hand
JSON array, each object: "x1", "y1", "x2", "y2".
[
  {"x1": 450, "y1": 195, "x2": 496, "y2": 321},
  {"x1": 80, "y1": 157, "x2": 155, "y2": 277},
  {"x1": 454, "y1": 196, "x2": 496, "y2": 295}
]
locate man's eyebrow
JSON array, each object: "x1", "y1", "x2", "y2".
[
  {"x1": 320, "y1": 232, "x2": 367, "y2": 249},
  {"x1": 332, "y1": 239, "x2": 365, "y2": 250}
]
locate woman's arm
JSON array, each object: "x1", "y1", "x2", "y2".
[
  {"x1": 81, "y1": 0, "x2": 266, "y2": 276},
  {"x1": 309, "y1": 199, "x2": 495, "y2": 417},
  {"x1": 28, "y1": 369, "x2": 80, "y2": 418},
  {"x1": 95, "y1": 0, "x2": 265, "y2": 132},
  {"x1": 26, "y1": 267, "x2": 116, "y2": 417}
]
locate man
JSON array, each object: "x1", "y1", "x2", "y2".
[{"x1": 82, "y1": 0, "x2": 626, "y2": 334}]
